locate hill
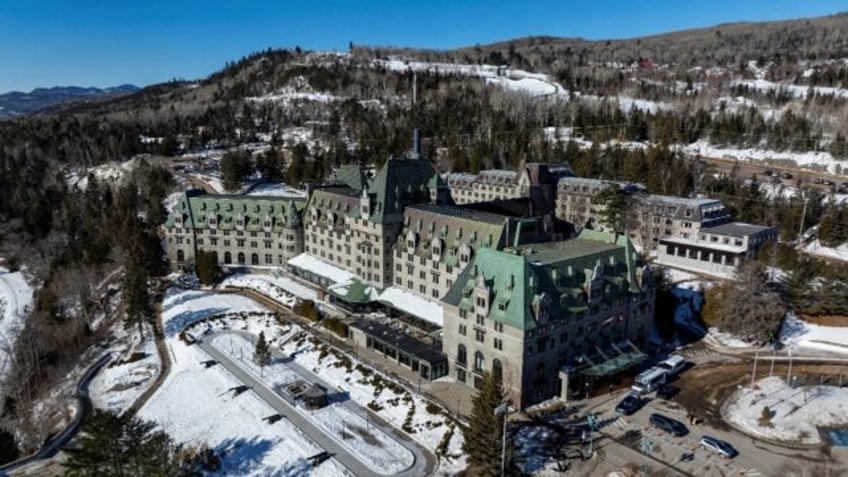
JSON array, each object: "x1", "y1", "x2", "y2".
[{"x1": 0, "y1": 84, "x2": 139, "y2": 119}]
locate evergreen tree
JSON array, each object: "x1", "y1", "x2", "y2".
[
  {"x1": 221, "y1": 150, "x2": 253, "y2": 191},
  {"x1": 285, "y1": 143, "x2": 310, "y2": 185},
  {"x1": 256, "y1": 147, "x2": 283, "y2": 182},
  {"x1": 195, "y1": 250, "x2": 221, "y2": 285},
  {"x1": 64, "y1": 411, "x2": 186, "y2": 477},
  {"x1": 254, "y1": 331, "x2": 271, "y2": 368},
  {"x1": 592, "y1": 185, "x2": 630, "y2": 238},
  {"x1": 462, "y1": 372, "x2": 518, "y2": 477}
]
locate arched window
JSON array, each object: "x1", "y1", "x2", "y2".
[
  {"x1": 493, "y1": 359, "x2": 502, "y2": 379},
  {"x1": 176, "y1": 250, "x2": 185, "y2": 262},
  {"x1": 224, "y1": 252, "x2": 232, "y2": 264},
  {"x1": 457, "y1": 344, "x2": 467, "y2": 365},
  {"x1": 474, "y1": 351, "x2": 485, "y2": 373},
  {"x1": 534, "y1": 362, "x2": 546, "y2": 385},
  {"x1": 237, "y1": 252, "x2": 245, "y2": 265},
  {"x1": 251, "y1": 253, "x2": 259, "y2": 265}
]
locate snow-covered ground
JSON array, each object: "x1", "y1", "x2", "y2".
[
  {"x1": 245, "y1": 182, "x2": 308, "y2": 198},
  {"x1": 780, "y1": 312, "x2": 848, "y2": 355},
  {"x1": 222, "y1": 272, "x2": 319, "y2": 303},
  {"x1": 89, "y1": 324, "x2": 161, "y2": 413},
  {"x1": 208, "y1": 333, "x2": 414, "y2": 474},
  {"x1": 680, "y1": 140, "x2": 842, "y2": 174},
  {"x1": 66, "y1": 158, "x2": 140, "y2": 190},
  {"x1": 278, "y1": 330, "x2": 466, "y2": 475},
  {"x1": 0, "y1": 264, "x2": 34, "y2": 388},
  {"x1": 803, "y1": 239, "x2": 848, "y2": 262},
  {"x1": 138, "y1": 289, "x2": 353, "y2": 476},
  {"x1": 731, "y1": 79, "x2": 848, "y2": 100},
  {"x1": 725, "y1": 376, "x2": 848, "y2": 444}
]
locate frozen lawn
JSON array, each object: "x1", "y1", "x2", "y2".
[
  {"x1": 725, "y1": 376, "x2": 848, "y2": 444},
  {"x1": 222, "y1": 272, "x2": 318, "y2": 304},
  {"x1": 139, "y1": 289, "x2": 350, "y2": 476},
  {"x1": 0, "y1": 265, "x2": 34, "y2": 387},
  {"x1": 803, "y1": 240, "x2": 848, "y2": 263},
  {"x1": 780, "y1": 312, "x2": 848, "y2": 355}
]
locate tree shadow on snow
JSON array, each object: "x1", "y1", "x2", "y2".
[
  {"x1": 165, "y1": 307, "x2": 229, "y2": 337},
  {"x1": 212, "y1": 437, "x2": 275, "y2": 476},
  {"x1": 162, "y1": 289, "x2": 217, "y2": 313}
]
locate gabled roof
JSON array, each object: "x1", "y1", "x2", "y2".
[
  {"x1": 165, "y1": 191, "x2": 306, "y2": 230},
  {"x1": 442, "y1": 229, "x2": 649, "y2": 331},
  {"x1": 367, "y1": 157, "x2": 439, "y2": 223}
]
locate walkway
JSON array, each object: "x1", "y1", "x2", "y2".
[{"x1": 197, "y1": 331, "x2": 434, "y2": 477}]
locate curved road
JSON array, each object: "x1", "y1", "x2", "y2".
[
  {"x1": 197, "y1": 330, "x2": 435, "y2": 477},
  {"x1": 0, "y1": 353, "x2": 112, "y2": 474}
]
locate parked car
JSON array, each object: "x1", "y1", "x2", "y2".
[
  {"x1": 656, "y1": 384, "x2": 679, "y2": 400},
  {"x1": 781, "y1": 172, "x2": 793, "y2": 179},
  {"x1": 615, "y1": 393, "x2": 643, "y2": 415},
  {"x1": 650, "y1": 413, "x2": 689, "y2": 437},
  {"x1": 699, "y1": 435, "x2": 738, "y2": 458},
  {"x1": 657, "y1": 355, "x2": 687, "y2": 376}
]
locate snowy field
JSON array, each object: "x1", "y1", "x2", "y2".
[
  {"x1": 89, "y1": 324, "x2": 161, "y2": 413},
  {"x1": 279, "y1": 330, "x2": 467, "y2": 475},
  {"x1": 803, "y1": 240, "x2": 848, "y2": 262},
  {"x1": 0, "y1": 264, "x2": 34, "y2": 388},
  {"x1": 780, "y1": 312, "x2": 848, "y2": 355},
  {"x1": 680, "y1": 140, "x2": 843, "y2": 175},
  {"x1": 725, "y1": 376, "x2": 848, "y2": 444},
  {"x1": 222, "y1": 272, "x2": 319, "y2": 304},
  {"x1": 139, "y1": 289, "x2": 350, "y2": 476},
  {"x1": 245, "y1": 182, "x2": 308, "y2": 198}
]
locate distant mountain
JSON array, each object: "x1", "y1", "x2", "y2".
[{"x1": 0, "y1": 84, "x2": 139, "y2": 119}]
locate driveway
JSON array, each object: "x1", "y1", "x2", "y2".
[{"x1": 197, "y1": 330, "x2": 435, "y2": 476}]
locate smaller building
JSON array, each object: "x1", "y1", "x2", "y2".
[
  {"x1": 349, "y1": 320, "x2": 448, "y2": 381},
  {"x1": 654, "y1": 222, "x2": 777, "y2": 278}
]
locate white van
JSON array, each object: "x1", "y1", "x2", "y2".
[
  {"x1": 657, "y1": 355, "x2": 686, "y2": 376},
  {"x1": 631, "y1": 367, "x2": 668, "y2": 394}
]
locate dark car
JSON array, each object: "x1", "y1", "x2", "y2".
[
  {"x1": 656, "y1": 384, "x2": 679, "y2": 400},
  {"x1": 650, "y1": 413, "x2": 689, "y2": 437},
  {"x1": 615, "y1": 394, "x2": 643, "y2": 415},
  {"x1": 699, "y1": 435, "x2": 738, "y2": 458}
]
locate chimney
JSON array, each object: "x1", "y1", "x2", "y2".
[{"x1": 412, "y1": 128, "x2": 421, "y2": 159}]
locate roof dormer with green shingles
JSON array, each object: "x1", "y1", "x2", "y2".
[
  {"x1": 366, "y1": 157, "x2": 439, "y2": 224},
  {"x1": 442, "y1": 229, "x2": 651, "y2": 331},
  {"x1": 165, "y1": 192, "x2": 306, "y2": 232}
]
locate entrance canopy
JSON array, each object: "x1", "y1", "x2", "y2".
[{"x1": 578, "y1": 340, "x2": 647, "y2": 377}]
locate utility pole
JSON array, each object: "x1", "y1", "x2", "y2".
[
  {"x1": 751, "y1": 351, "x2": 759, "y2": 390},
  {"x1": 798, "y1": 196, "x2": 810, "y2": 245}
]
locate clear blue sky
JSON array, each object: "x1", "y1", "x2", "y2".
[{"x1": 1, "y1": 0, "x2": 846, "y2": 93}]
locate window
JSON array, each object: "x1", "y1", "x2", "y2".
[
  {"x1": 250, "y1": 241, "x2": 258, "y2": 248},
  {"x1": 264, "y1": 254, "x2": 272, "y2": 264},
  {"x1": 176, "y1": 250, "x2": 185, "y2": 262},
  {"x1": 492, "y1": 359, "x2": 502, "y2": 379},
  {"x1": 419, "y1": 271, "x2": 426, "y2": 279},
  {"x1": 475, "y1": 329, "x2": 485, "y2": 342},
  {"x1": 237, "y1": 252, "x2": 245, "y2": 265},
  {"x1": 457, "y1": 344, "x2": 467, "y2": 365},
  {"x1": 473, "y1": 351, "x2": 485, "y2": 372},
  {"x1": 457, "y1": 369, "x2": 466, "y2": 383},
  {"x1": 224, "y1": 251, "x2": 232, "y2": 264},
  {"x1": 459, "y1": 324, "x2": 467, "y2": 336},
  {"x1": 251, "y1": 253, "x2": 259, "y2": 265},
  {"x1": 210, "y1": 238, "x2": 218, "y2": 246},
  {"x1": 494, "y1": 338, "x2": 503, "y2": 351},
  {"x1": 494, "y1": 322, "x2": 504, "y2": 333},
  {"x1": 476, "y1": 314, "x2": 485, "y2": 326},
  {"x1": 459, "y1": 309, "x2": 467, "y2": 319},
  {"x1": 237, "y1": 239, "x2": 245, "y2": 247},
  {"x1": 419, "y1": 284, "x2": 426, "y2": 293},
  {"x1": 432, "y1": 289, "x2": 439, "y2": 298}
]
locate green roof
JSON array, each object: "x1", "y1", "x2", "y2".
[
  {"x1": 442, "y1": 230, "x2": 650, "y2": 331},
  {"x1": 329, "y1": 278, "x2": 379, "y2": 304},
  {"x1": 335, "y1": 164, "x2": 368, "y2": 190},
  {"x1": 165, "y1": 191, "x2": 305, "y2": 231},
  {"x1": 367, "y1": 158, "x2": 439, "y2": 224}
]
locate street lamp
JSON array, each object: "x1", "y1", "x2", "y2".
[{"x1": 494, "y1": 402, "x2": 513, "y2": 477}]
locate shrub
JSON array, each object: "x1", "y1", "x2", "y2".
[
  {"x1": 425, "y1": 401, "x2": 442, "y2": 416},
  {"x1": 759, "y1": 406, "x2": 774, "y2": 427},
  {"x1": 321, "y1": 316, "x2": 349, "y2": 337},
  {"x1": 436, "y1": 425, "x2": 454, "y2": 456},
  {"x1": 367, "y1": 401, "x2": 383, "y2": 412}
]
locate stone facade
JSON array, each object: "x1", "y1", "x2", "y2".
[
  {"x1": 164, "y1": 190, "x2": 305, "y2": 268},
  {"x1": 445, "y1": 162, "x2": 572, "y2": 206},
  {"x1": 301, "y1": 156, "x2": 443, "y2": 289},
  {"x1": 441, "y1": 229, "x2": 655, "y2": 408}
]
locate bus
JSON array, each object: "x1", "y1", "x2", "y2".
[{"x1": 631, "y1": 367, "x2": 668, "y2": 394}]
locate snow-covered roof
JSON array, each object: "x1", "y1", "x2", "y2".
[
  {"x1": 287, "y1": 253, "x2": 356, "y2": 285},
  {"x1": 659, "y1": 236, "x2": 747, "y2": 254},
  {"x1": 377, "y1": 286, "x2": 444, "y2": 327}
]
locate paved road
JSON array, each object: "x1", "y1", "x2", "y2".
[
  {"x1": 0, "y1": 353, "x2": 112, "y2": 474},
  {"x1": 575, "y1": 389, "x2": 840, "y2": 476},
  {"x1": 197, "y1": 332, "x2": 434, "y2": 477}
]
